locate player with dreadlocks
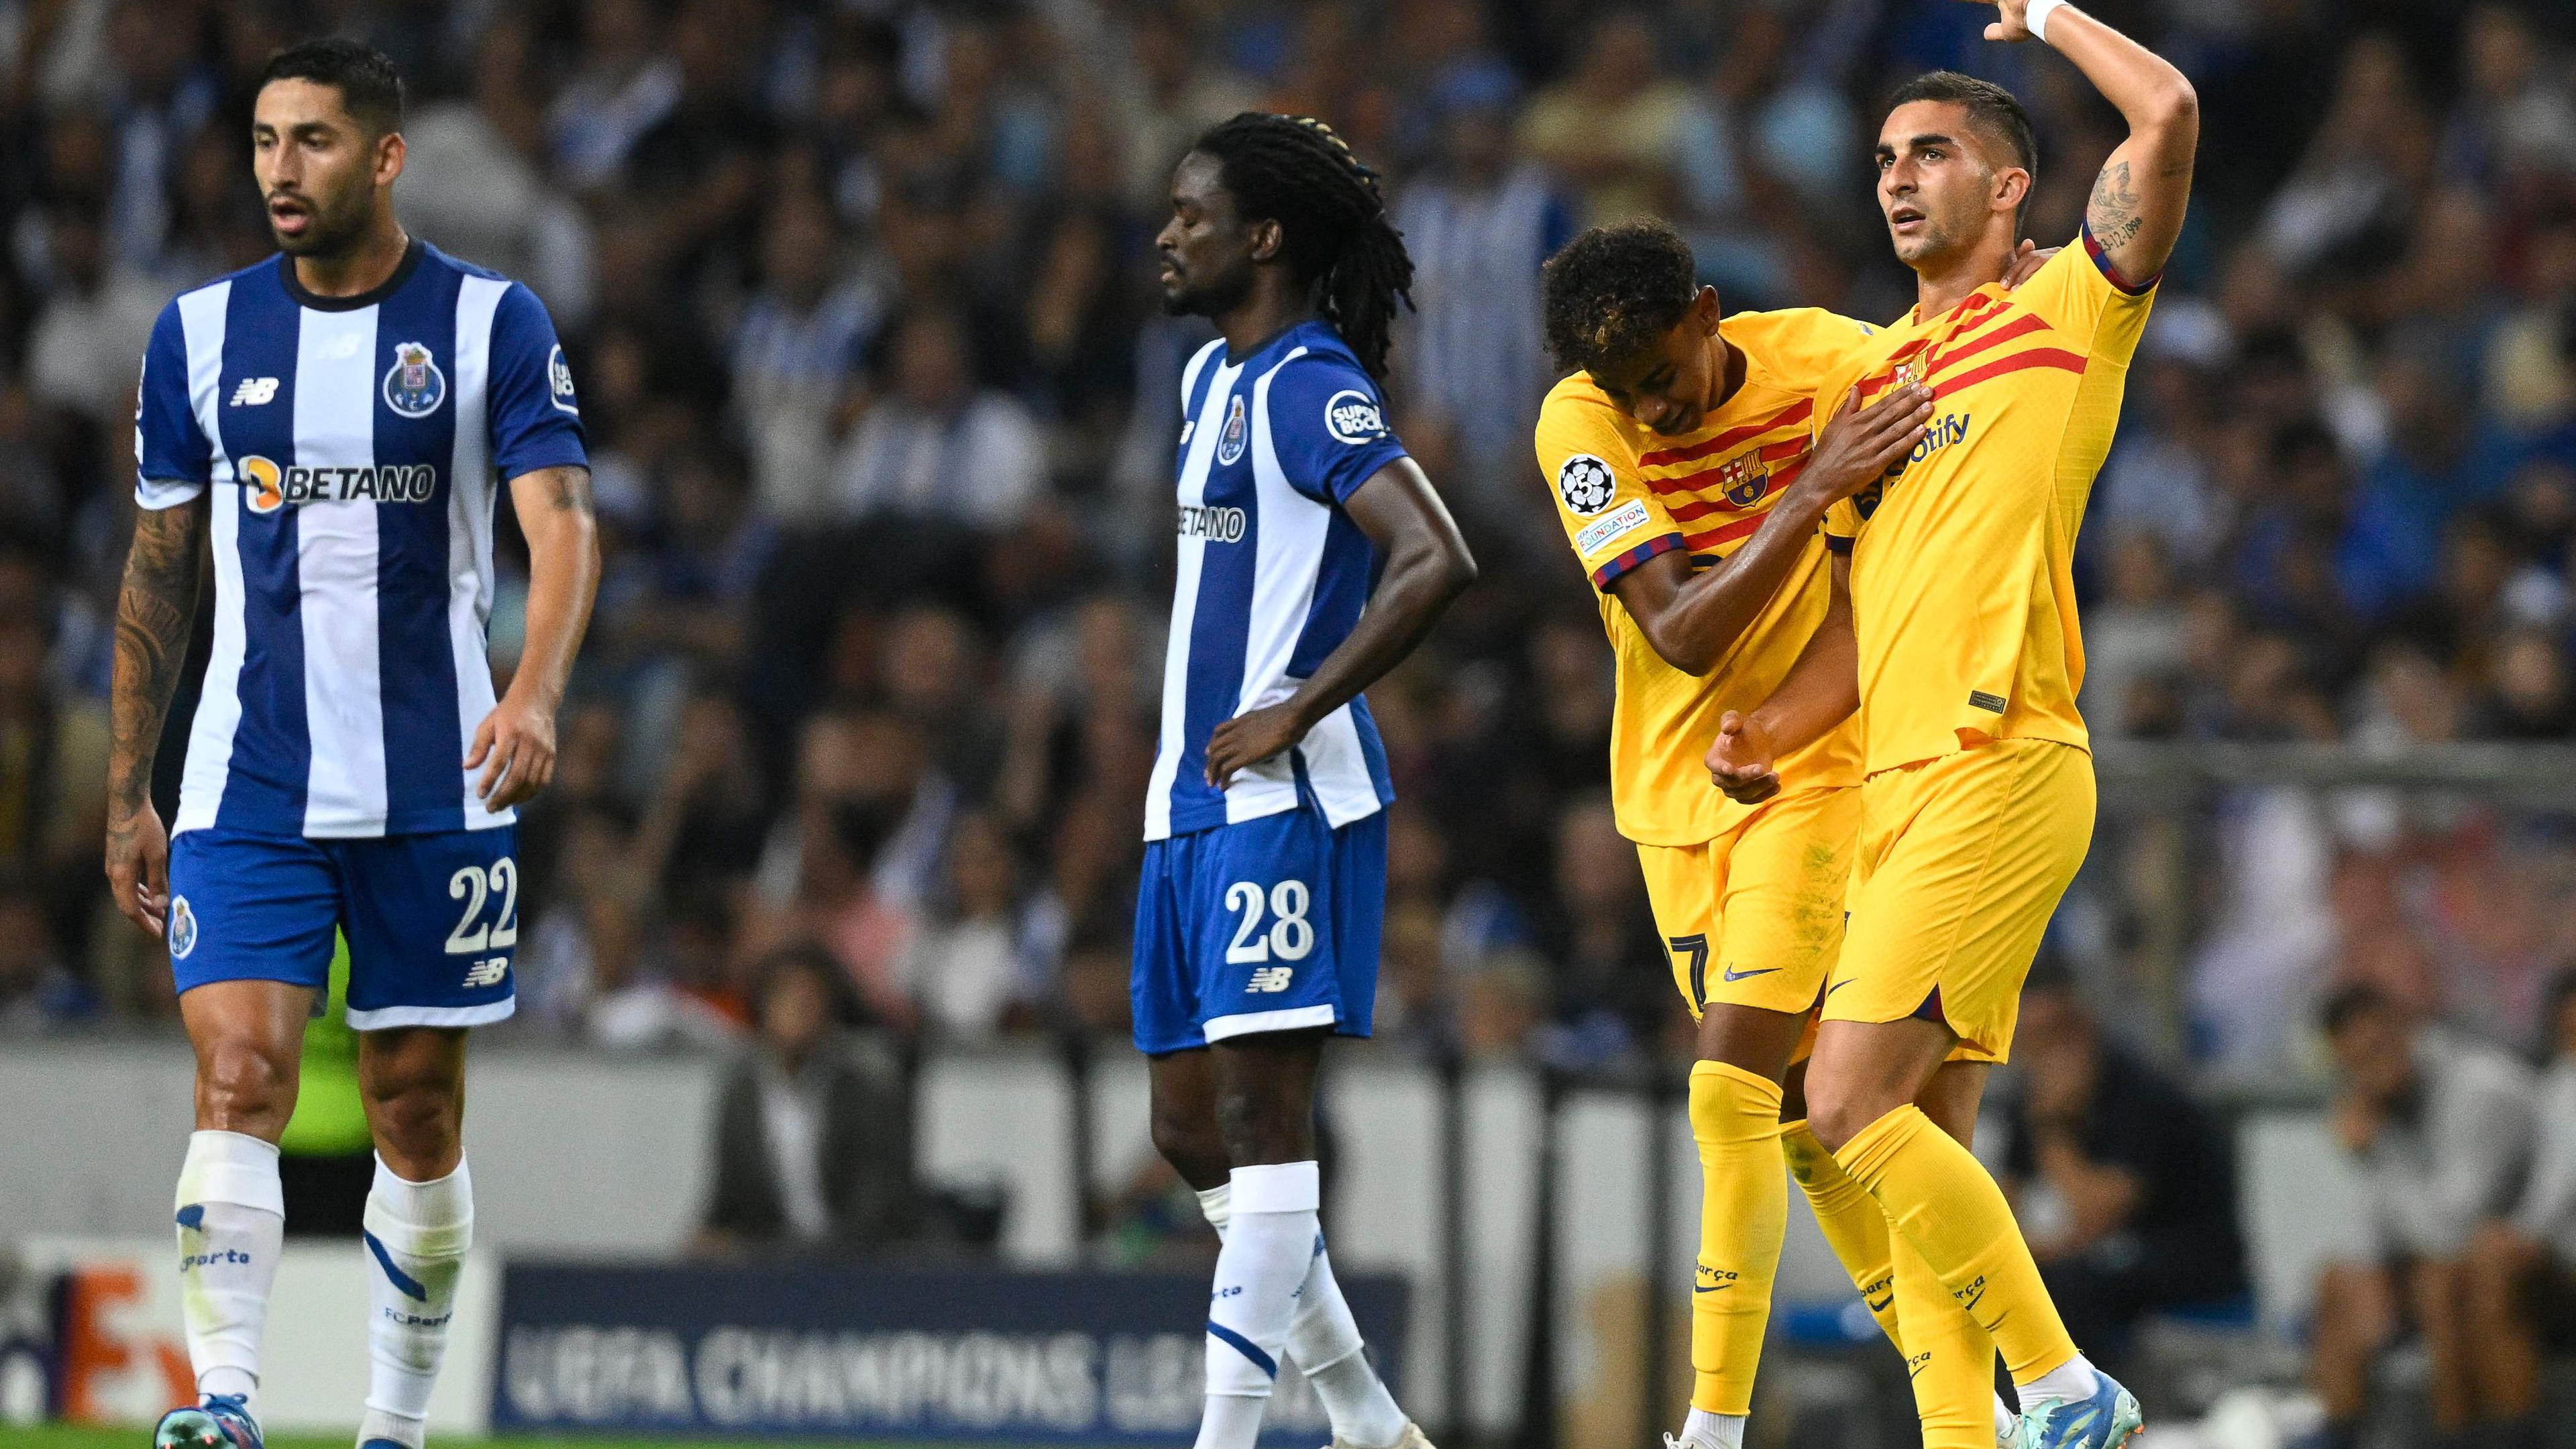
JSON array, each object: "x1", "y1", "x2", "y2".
[{"x1": 1136, "y1": 113, "x2": 1472, "y2": 1449}]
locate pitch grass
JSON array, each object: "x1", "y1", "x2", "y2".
[{"x1": 19, "y1": 1430, "x2": 969, "y2": 1449}]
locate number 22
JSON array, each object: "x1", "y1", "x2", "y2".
[{"x1": 445, "y1": 858, "x2": 519, "y2": 955}]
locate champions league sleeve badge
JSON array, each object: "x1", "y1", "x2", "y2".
[
  {"x1": 383, "y1": 341, "x2": 448, "y2": 418},
  {"x1": 1556, "y1": 453, "x2": 1617, "y2": 515}
]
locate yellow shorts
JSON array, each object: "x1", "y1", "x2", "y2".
[
  {"x1": 1823, "y1": 737, "x2": 2094, "y2": 1064},
  {"x1": 1635, "y1": 785, "x2": 1858, "y2": 1024}
]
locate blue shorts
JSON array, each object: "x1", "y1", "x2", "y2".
[
  {"x1": 167, "y1": 825, "x2": 520, "y2": 1030},
  {"x1": 1130, "y1": 804, "x2": 1386, "y2": 1055}
]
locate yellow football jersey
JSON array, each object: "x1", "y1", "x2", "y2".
[
  {"x1": 1820, "y1": 238, "x2": 2156, "y2": 775},
  {"x1": 1536, "y1": 307, "x2": 1876, "y2": 847}
]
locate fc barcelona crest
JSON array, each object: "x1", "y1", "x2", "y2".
[
  {"x1": 382, "y1": 340, "x2": 447, "y2": 419},
  {"x1": 1715, "y1": 453, "x2": 1769, "y2": 508}
]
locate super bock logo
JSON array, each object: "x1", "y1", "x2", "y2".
[{"x1": 383, "y1": 341, "x2": 447, "y2": 419}]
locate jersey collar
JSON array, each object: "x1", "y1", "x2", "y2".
[{"x1": 278, "y1": 236, "x2": 425, "y2": 312}]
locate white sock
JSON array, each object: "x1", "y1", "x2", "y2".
[
  {"x1": 1995, "y1": 1392, "x2": 2019, "y2": 1444},
  {"x1": 1681, "y1": 1405, "x2": 1746, "y2": 1449},
  {"x1": 175, "y1": 1131, "x2": 285, "y2": 1409},
  {"x1": 2018, "y1": 1351, "x2": 2100, "y2": 1406},
  {"x1": 1195, "y1": 1180, "x2": 1409, "y2": 1448},
  {"x1": 360, "y1": 1156, "x2": 474, "y2": 1446},
  {"x1": 1196, "y1": 1162, "x2": 1321, "y2": 1449}
]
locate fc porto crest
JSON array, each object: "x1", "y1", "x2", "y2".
[
  {"x1": 1216, "y1": 394, "x2": 1249, "y2": 466},
  {"x1": 168, "y1": 896, "x2": 197, "y2": 959},
  {"x1": 1715, "y1": 453, "x2": 1770, "y2": 508},
  {"x1": 383, "y1": 340, "x2": 447, "y2": 419}
]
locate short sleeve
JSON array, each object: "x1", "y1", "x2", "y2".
[
  {"x1": 2010, "y1": 233, "x2": 2157, "y2": 365},
  {"x1": 1534, "y1": 386, "x2": 1682, "y2": 590},
  {"x1": 1822, "y1": 494, "x2": 1864, "y2": 549},
  {"x1": 135, "y1": 299, "x2": 209, "y2": 509},
  {"x1": 488, "y1": 283, "x2": 590, "y2": 480},
  {"x1": 1260, "y1": 353, "x2": 1407, "y2": 505}
]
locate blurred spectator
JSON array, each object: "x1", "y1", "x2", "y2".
[
  {"x1": 2306, "y1": 983, "x2": 2537, "y2": 1449},
  {"x1": 0, "y1": 875, "x2": 91, "y2": 1032},
  {"x1": 402, "y1": 20, "x2": 597, "y2": 323},
  {"x1": 2461, "y1": 969, "x2": 2576, "y2": 1448},
  {"x1": 732, "y1": 192, "x2": 885, "y2": 522},
  {"x1": 1393, "y1": 76, "x2": 1570, "y2": 509},
  {"x1": 890, "y1": 810, "x2": 1042, "y2": 1040},
  {"x1": 827, "y1": 307, "x2": 1045, "y2": 527},
  {"x1": 697, "y1": 947, "x2": 922, "y2": 1255},
  {"x1": 1515, "y1": 13, "x2": 1692, "y2": 228},
  {"x1": 2002, "y1": 963, "x2": 2251, "y2": 1377}
]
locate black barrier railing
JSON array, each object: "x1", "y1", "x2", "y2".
[{"x1": 1436, "y1": 1047, "x2": 1474, "y2": 1449}]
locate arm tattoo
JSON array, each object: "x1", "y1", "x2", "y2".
[
  {"x1": 539, "y1": 466, "x2": 594, "y2": 515},
  {"x1": 108, "y1": 502, "x2": 205, "y2": 814},
  {"x1": 2088, "y1": 160, "x2": 2145, "y2": 250}
]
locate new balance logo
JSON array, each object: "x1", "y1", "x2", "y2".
[
  {"x1": 1246, "y1": 965, "x2": 1295, "y2": 994},
  {"x1": 462, "y1": 957, "x2": 509, "y2": 988},
  {"x1": 229, "y1": 377, "x2": 279, "y2": 407}
]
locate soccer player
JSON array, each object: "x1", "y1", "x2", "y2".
[
  {"x1": 1707, "y1": 3, "x2": 2198, "y2": 1446},
  {"x1": 107, "y1": 40, "x2": 599, "y2": 1449},
  {"x1": 1536, "y1": 221, "x2": 2029, "y2": 1449},
  {"x1": 1138, "y1": 113, "x2": 1474, "y2": 1449}
]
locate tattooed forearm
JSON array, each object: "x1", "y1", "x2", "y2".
[
  {"x1": 108, "y1": 502, "x2": 205, "y2": 813},
  {"x1": 2088, "y1": 160, "x2": 2145, "y2": 249},
  {"x1": 537, "y1": 465, "x2": 593, "y2": 515}
]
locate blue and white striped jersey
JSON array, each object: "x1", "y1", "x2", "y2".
[
  {"x1": 1143, "y1": 321, "x2": 1403, "y2": 843},
  {"x1": 135, "y1": 240, "x2": 587, "y2": 839}
]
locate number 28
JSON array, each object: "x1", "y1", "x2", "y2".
[{"x1": 1224, "y1": 879, "x2": 1314, "y2": 964}]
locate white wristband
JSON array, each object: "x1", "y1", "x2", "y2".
[{"x1": 2023, "y1": 0, "x2": 2068, "y2": 43}]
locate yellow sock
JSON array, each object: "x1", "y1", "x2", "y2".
[
  {"x1": 1688, "y1": 1061, "x2": 1788, "y2": 1415},
  {"x1": 1833, "y1": 1104, "x2": 2079, "y2": 1385},
  {"x1": 1893, "y1": 1216, "x2": 2002, "y2": 1448},
  {"x1": 1788, "y1": 1118, "x2": 1995, "y2": 1445},
  {"x1": 1780, "y1": 1119, "x2": 1898, "y2": 1348}
]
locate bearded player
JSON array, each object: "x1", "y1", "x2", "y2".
[
  {"x1": 1537, "y1": 221, "x2": 2054, "y2": 1449},
  {"x1": 110, "y1": 40, "x2": 598, "y2": 1449},
  {"x1": 1139, "y1": 113, "x2": 1474, "y2": 1449},
  {"x1": 1707, "y1": 3, "x2": 2197, "y2": 1446}
]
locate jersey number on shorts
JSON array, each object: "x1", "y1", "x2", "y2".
[
  {"x1": 1668, "y1": 933, "x2": 1710, "y2": 1012},
  {"x1": 445, "y1": 859, "x2": 521, "y2": 955},
  {"x1": 1224, "y1": 879, "x2": 1316, "y2": 965}
]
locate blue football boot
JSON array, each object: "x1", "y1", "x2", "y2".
[
  {"x1": 154, "y1": 1393, "x2": 264, "y2": 1449},
  {"x1": 2013, "y1": 1370, "x2": 2143, "y2": 1449}
]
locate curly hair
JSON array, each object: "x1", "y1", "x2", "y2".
[
  {"x1": 1191, "y1": 113, "x2": 1415, "y2": 380},
  {"x1": 1540, "y1": 220, "x2": 1699, "y2": 377}
]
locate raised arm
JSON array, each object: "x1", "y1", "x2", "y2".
[
  {"x1": 1202, "y1": 457, "x2": 1475, "y2": 787},
  {"x1": 105, "y1": 497, "x2": 207, "y2": 936},
  {"x1": 1978, "y1": 0, "x2": 2198, "y2": 284},
  {"x1": 1611, "y1": 382, "x2": 1929, "y2": 674},
  {"x1": 474, "y1": 464, "x2": 600, "y2": 811}
]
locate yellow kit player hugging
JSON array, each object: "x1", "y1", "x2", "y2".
[
  {"x1": 1708, "y1": 4, "x2": 2198, "y2": 1446},
  {"x1": 1536, "y1": 219, "x2": 2033, "y2": 1449}
]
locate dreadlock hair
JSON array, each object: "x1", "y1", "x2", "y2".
[
  {"x1": 1540, "y1": 219, "x2": 1698, "y2": 377},
  {"x1": 1190, "y1": 113, "x2": 1414, "y2": 380}
]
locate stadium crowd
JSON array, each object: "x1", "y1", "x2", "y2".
[{"x1": 0, "y1": 0, "x2": 2572, "y2": 1091}]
